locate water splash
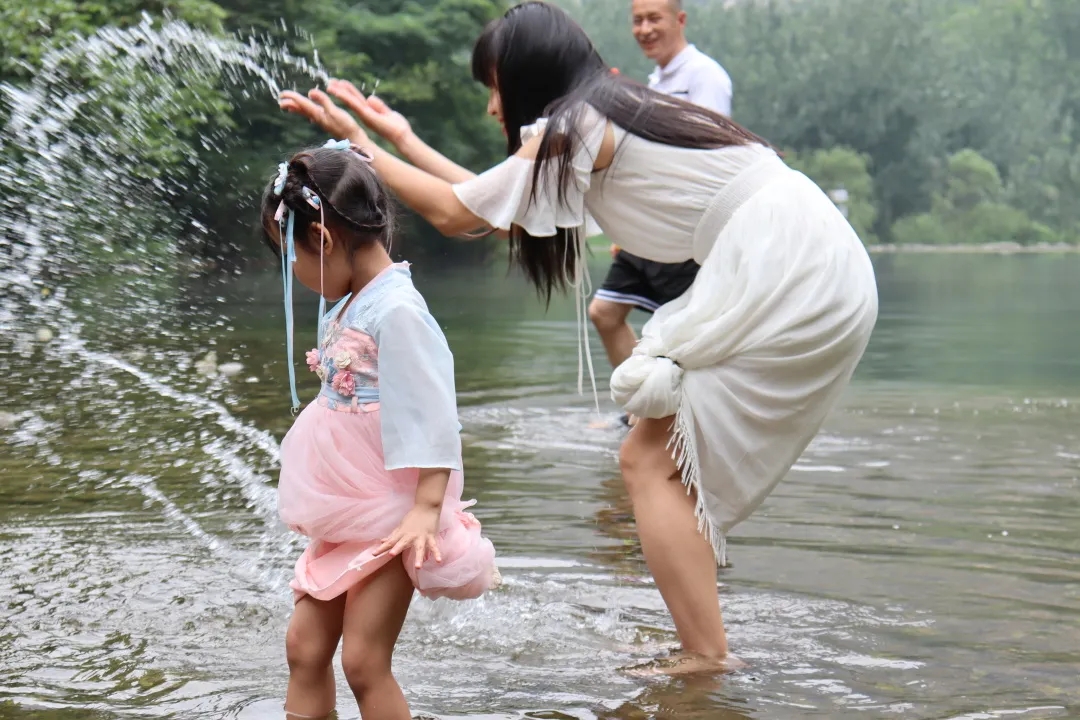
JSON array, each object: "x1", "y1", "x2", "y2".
[
  {"x1": 0, "y1": 12, "x2": 328, "y2": 599},
  {"x1": 0, "y1": 13, "x2": 327, "y2": 335}
]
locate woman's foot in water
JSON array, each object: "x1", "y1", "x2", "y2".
[
  {"x1": 588, "y1": 413, "x2": 639, "y2": 430},
  {"x1": 623, "y1": 650, "x2": 748, "y2": 677}
]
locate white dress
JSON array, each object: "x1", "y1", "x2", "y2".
[{"x1": 452, "y1": 105, "x2": 879, "y2": 565}]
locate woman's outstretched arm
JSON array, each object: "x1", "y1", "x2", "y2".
[
  {"x1": 326, "y1": 80, "x2": 478, "y2": 185},
  {"x1": 280, "y1": 89, "x2": 497, "y2": 237},
  {"x1": 279, "y1": 88, "x2": 614, "y2": 237},
  {"x1": 368, "y1": 145, "x2": 485, "y2": 237}
]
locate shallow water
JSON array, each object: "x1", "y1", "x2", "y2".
[{"x1": 1, "y1": 253, "x2": 1078, "y2": 720}]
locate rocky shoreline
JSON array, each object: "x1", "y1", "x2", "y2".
[{"x1": 867, "y1": 242, "x2": 1080, "y2": 254}]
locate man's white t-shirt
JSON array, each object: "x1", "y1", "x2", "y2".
[{"x1": 648, "y1": 44, "x2": 733, "y2": 117}]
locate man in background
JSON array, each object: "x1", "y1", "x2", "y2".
[{"x1": 588, "y1": 0, "x2": 733, "y2": 425}]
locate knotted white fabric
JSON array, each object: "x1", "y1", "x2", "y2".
[{"x1": 610, "y1": 338, "x2": 683, "y2": 419}]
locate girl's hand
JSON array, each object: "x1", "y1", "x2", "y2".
[
  {"x1": 279, "y1": 88, "x2": 371, "y2": 146},
  {"x1": 376, "y1": 504, "x2": 443, "y2": 569},
  {"x1": 327, "y1": 80, "x2": 413, "y2": 148}
]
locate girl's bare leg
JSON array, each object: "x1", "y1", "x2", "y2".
[
  {"x1": 620, "y1": 416, "x2": 729, "y2": 660},
  {"x1": 339, "y1": 558, "x2": 416, "y2": 720},
  {"x1": 284, "y1": 594, "x2": 347, "y2": 718}
]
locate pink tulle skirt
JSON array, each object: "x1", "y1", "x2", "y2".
[{"x1": 278, "y1": 401, "x2": 500, "y2": 603}]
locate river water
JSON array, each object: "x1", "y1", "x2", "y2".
[{"x1": 1, "y1": 252, "x2": 1078, "y2": 720}]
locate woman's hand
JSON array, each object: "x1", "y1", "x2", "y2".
[
  {"x1": 279, "y1": 88, "x2": 371, "y2": 146},
  {"x1": 375, "y1": 504, "x2": 443, "y2": 570},
  {"x1": 327, "y1": 79, "x2": 413, "y2": 149}
]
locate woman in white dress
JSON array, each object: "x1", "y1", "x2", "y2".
[{"x1": 280, "y1": 1, "x2": 878, "y2": 670}]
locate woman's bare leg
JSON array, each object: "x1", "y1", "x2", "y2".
[
  {"x1": 339, "y1": 558, "x2": 415, "y2": 720},
  {"x1": 620, "y1": 416, "x2": 729, "y2": 660},
  {"x1": 284, "y1": 594, "x2": 347, "y2": 718}
]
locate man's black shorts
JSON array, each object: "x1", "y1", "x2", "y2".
[{"x1": 594, "y1": 250, "x2": 700, "y2": 313}]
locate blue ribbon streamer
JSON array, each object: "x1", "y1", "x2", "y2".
[{"x1": 280, "y1": 209, "x2": 301, "y2": 412}]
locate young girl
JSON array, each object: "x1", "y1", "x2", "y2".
[{"x1": 261, "y1": 141, "x2": 500, "y2": 719}]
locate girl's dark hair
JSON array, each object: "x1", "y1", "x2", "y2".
[
  {"x1": 260, "y1": 146, "x2": 395, "y2": 256},
  {"x1": 471, "y1": 1, "x2": 771, "y2": 302}
]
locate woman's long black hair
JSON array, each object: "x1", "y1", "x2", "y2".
[{"x1": 471, "y1": 1, "x2": 770, "y2": 302}]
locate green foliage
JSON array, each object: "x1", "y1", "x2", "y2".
[
  {"x1": 890, "y1": 213, "x2": 952, "y2": 247},
  {"x1": 0, "y1": 0, "x2": 225, "y2": 79},
  {"x1": 943, "y1": 150, "x2": 1003, "y2": 211},
  {"x1": 893, "y1": 149, "x2": 1058, "y2": 245},
  {"x1": 1004, "y1": 132, "x2": 1080, "y2": 240},
  {"x1": 310, "y1": 0, "x2": 507, "y2": 259},
  {"x1": 785, "y1": 147, "x2": 877, "y2": 244}
]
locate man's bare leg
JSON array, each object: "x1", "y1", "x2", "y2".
[{"x1": 588, "y1": 297, "x2": 637, "y2": 369}]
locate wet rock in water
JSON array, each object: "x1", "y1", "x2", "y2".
[
  {"x1": 0, "y1": 412, "x2": 18, "y2": 430},
  {"x1": 194, "y1": 351, "x2": 218, "y2": 377},
  {"x1": 217, "y1": 361, "x2": 244, "y2": 377},
  {"x1": 35, "y1": 328, "x2": 53, "y2": 343}
]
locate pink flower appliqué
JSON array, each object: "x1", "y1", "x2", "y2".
[
  {"x1": 305, "y1": 349, "x2": 320, "y2": 373},
  {"x1": 332, "y1": 370, "x2": 356, "y2": 397}
]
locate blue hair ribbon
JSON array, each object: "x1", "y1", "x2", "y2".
[
  {"x1": 274, "y1": 139, "x2": 358, "y2": 413},
  {"x1": 323, "y1": 138, "x2": 352, "y2": 151}
]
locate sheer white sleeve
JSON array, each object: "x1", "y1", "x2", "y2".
[
  {"x1": 452, "y1": 104, "x2": 608, "y2": 237},
  {"x1": 374, "y1": 299, "x2": 462, "y2": 472}
]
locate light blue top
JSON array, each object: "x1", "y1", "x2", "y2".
[{"x1": 312, "y1": 263, "x2": 463, "y2": 472}]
